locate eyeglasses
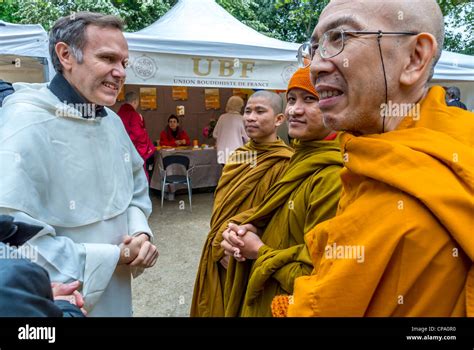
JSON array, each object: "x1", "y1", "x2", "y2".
[{"x1": 297, "y1": 28, "x2": 418, "y2": 68}]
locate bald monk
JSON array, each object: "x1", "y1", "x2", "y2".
[
  {"x1": 220, "y1": 67, "x2": 343, "y2": 317},
  {"x1": 190, "y1": 91, "x2": 294, "y2": 316},
  {"x1": 273, "y1": 0, "x2": 473, "y2": 317}
]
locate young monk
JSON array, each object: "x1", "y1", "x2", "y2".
[
  {"x1": 220, "y1": 67, "x2": 343, "y2": 316},
  {"x1": 191, "y1": 91, "x2": 294, "y2": 316}
]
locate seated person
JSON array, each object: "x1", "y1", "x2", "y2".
[{"x1": 159, "y1": 115, "x2": 190, "y2": 147}]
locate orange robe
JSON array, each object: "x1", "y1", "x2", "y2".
[
  {"x1": 288, "y1": 86, "x2": 474, "y2": 317},
  {"x1": 191, "y1": 139, "x2": 293, "y2": 316}
]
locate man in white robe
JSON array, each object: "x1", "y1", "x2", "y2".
[{"x1": 0, "y1": 12, "x2": 158, "y2": 316}]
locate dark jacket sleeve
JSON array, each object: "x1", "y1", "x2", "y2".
[
  {"x1": 0, "y1": 258, "x2": 83, "y2": 317},
  {"x1": 0, "y1": 216, "x2": 85, "y2": 317},
  {"x1": 0, "y1": 258, "x2": 62, "y2": 317},
  {"x1": 54, "y1": 300, "x2": 85, "y2": 317}
]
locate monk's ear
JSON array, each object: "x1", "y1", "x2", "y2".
[
  {"x1": 275, "y1": 113, "x2": 285, "y2": 127},
  {"x1": 55, "y1": 42, "x2": 76, "y2": 72},
  {"x1": 400, "y1": 33, "x2": 437, "y2": 85}
]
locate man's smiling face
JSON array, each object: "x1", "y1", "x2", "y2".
[{"x1": 310, "y1": 0, "x2": 399, "y2": 135}]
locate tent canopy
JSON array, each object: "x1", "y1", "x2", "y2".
[
  {"x1": 0, "y1": 20, "x2": 54, "y2": 82},
  {"x1": 0, "y1": 20, "x2": 49, "y2": 58},
  {"x1": 434, "y1": 50, "x2": 474, "y2": 81},
  {"x1": 126, "y1": 0, "x2": 299, "y2": 61},
  {"x1": 0, "y1": 0, "x2": 472, "y2": 107},
  {"x1": 430, "y1": 51, "x2": 474, "y2": 109},
  {"x1": 124, "y1": 0, "x2": 300, "y2": 89}
]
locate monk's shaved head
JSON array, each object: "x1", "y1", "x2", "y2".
[
  {"x1": 312, "y1": 0, "x2": 445, "y2": 135},
  {"x1": 377, "y1": 0, "x2": 444, "y2": 80},
  {"x1": 249, "y1": 91, "x2": 283, "y2": 115},
  {"x1": 322, "y1": 0, "x2": 444, "y2": 80}
]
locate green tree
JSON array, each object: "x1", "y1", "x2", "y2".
[
  {"x1": 272, "y1": 0, "x2": 329, "y2": 42},
  {"x1": 111, "y1": 0, "x2": 176, "y2": 32},
  {"x1": 0, "y1": 0, "x2": 20, "y2": 23},
  {"x1": 216, "y1": 0, "x2": 328, "y2": 43},
  {"x1": 439, "y1": 0, "x2": 473, "y2": 55},
  {"x1": 217, "y1": 0, "x2": 271, "y2": 35},
  {"x1": 4, "y1": 0, "x2": 174, "y2": 31}
]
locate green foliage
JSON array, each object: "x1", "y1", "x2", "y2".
[
  {"x1": 273, "y1": 0, "x2": 329, "y2": 42},
  {"x1": 216, "y1": 0, "x2": 272, "y2": 36},
  {"x1": 216, "y1": 0, "x2": 329, "y2": 43},
  {"x1": 440, "y1": 0, "x2": 473, "y2": 55},
  {"x1": 111, "y1": 0, "x2": 176, "y2": 32},
  {"x1": 0, "y1": 0, "x2": 20, "y2": 23},
  {"x1": 2, "y1": 0, "x2": 175, "y2": 31}
]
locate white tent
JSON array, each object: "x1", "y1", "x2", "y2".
[
  {"x1": 430, "y1": 51, "x2": 474, "y2": 109},
  {"x1": 124, "y1": 0, "x2": 300, "y2": 90},
  {"x1": 1, "y1": 0, "x2": 472, "y2": 108},
  {"x1": 125, "y1": 0, "x2": 473, "y2": 108},
  {"x1": 0, "y1": 20, "x2": 54, "y2": 83}
]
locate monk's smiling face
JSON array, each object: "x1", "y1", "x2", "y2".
[
  {"x1": 286, "y1": 88, "x2": 331, "y2": 141},
  {"x1": 310, "y1": 0, "x2": 440, "y2": 135},
  {"x1": 310, "y1": 0, "x2": 394, "y2": 135}
]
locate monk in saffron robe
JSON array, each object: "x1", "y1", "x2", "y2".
[
  {"x1": 220, "y1": 67, "x2": 343, "y2": 317},
  {"x1": 275, "y1": 0, "x2": 473, "y2": 317},
  {"x1": 191, "y1": 91, "x2": 294, "y2": 316}
]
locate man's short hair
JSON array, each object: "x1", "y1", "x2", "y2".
[
  {"x1": 446, "y1": 86, "x2": 461, "y2": 100},
  {"x1": 248, "y1": 91, "x2": 283, "y2": 115},
  {"x1": 125, "y1": 91, "x2": 138, "y2": 103},
  {"x1": 49, "y1": 11, "x2": 124, "y2": 73}
]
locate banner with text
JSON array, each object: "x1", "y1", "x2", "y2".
[{"x1": 126, "y1": 52, "x2": 298, "y2": 90}]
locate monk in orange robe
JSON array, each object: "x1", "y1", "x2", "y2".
[
  {"x1": 275, "y1": 0, "x2": 473, "y2": 317},
  {"x1": 191, "y1": 91, "x2": 293, "y2": 316}
]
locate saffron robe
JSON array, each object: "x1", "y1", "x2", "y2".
[
  {"x1": 288, "y1": 86, "x2": 474, "y2": 317},
  {"x1": 222, "y1": 139, "x2": 343, "y2": 316},
  {"x1": 191, "y1": 139, "x2": 294, "y2": 316}
]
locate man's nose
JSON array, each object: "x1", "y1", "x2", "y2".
[
  {"x1": 112, "y1": 62, "x2": 126, "y2": 80},
  {"x1": 293, "y1": 105, "x2": 305, "y2": 115},
  {"x1": 310, "y1": 52, "x2": 334, "y2": 86},
  {"x1": 290, "y1": 103, "x2": 305, "y2": 116},
  {"x1": 245, "y1": 112, "x2": 257, "y2": 121}
]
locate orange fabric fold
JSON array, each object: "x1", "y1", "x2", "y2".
[{"x1": 288, "y1": 86, "x2": 474, "y2": 317}]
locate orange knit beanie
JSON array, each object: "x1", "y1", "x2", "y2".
[{"x1": 287, "y1": 66, "x2": 318, "y2": 97}]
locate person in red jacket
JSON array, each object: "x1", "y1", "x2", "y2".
[
  {"x1": 159, "y1": 115, "x2": 191, "y2": 147},
  {"x1": 117, "y1": 92, "x2": 156, "y2": 181}
]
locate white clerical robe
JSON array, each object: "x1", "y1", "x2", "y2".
[{"x1": 0, "y1": 82, "x2": 153, "y2": 316}]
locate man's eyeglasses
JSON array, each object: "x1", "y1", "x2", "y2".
[{"x1": 297, "y1": 28, "x2": 418, "y2": 68}]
